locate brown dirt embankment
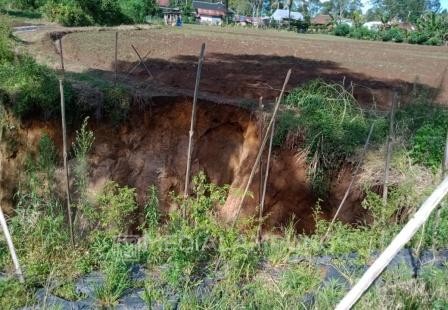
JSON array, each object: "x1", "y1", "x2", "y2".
[{"x1": 0, "y1": 97, "x2": 365, "y2": 233}]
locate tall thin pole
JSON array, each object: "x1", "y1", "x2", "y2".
[
  {"x1": 184, "y1": 43, "x2": 206, "y2": 198},
  {"x1": 443, "y1": 130, "x2": 448, "y2": 178},
  {"x1": 321, "y1": 123, "x2": 375, "y2": 244},
  {"x1": 114, "y1": 32, "x2": 118, "y2": 86},
  {"x1": 0, "y1": 125, "x2": 24, "y2": 283},
  {"x1": 336, "y1": 177, "x2": 448, "y2": 310},
  {"x1": 58, "y1": 39, "x2": 74, "y2": 247},
  {"x1": 232, "y1": 69, "x2": 291, "y2": 227},
  {"x1": 257, "y1": 119, "x2": 275, "y2": 243},
  {"x1": 59, "y1": 39, "x2": 64, "y2": 73},
  {"x1": 383, "y1": 92, "x2": 397, "y2": 205}
]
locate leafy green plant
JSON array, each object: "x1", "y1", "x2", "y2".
[
  {"x1": 37, "y1": 133, "x2": 57, "y2": 178},
  {"x1": 104, "y1": 86, "x2": 130, "y2": 125},
  {"x1": 278, "y1": 80, "x2": 386, "y2": 195},
  {"x1": 97, "y1": 181, "x2": 138, "y2": 235},
  {"x1": 334, "y1": 23, "x2": 350, "y2": 36},
  {"x1": 72, "y1": 117, "x2": 95, "y2": 221},
  {"x1": 142, "y1": 185, "x2": 159, "y2": 231},
  {"x1": 0, "y1": 278, "x2": 34, "y2": 309}
]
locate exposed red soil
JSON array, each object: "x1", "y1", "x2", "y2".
[{"x1": 0, "y1": 97, "x2": 363, "y2": 233}]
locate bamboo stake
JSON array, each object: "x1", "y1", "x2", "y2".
[
  {"x1": 58, "y1": 40, "x2": 73, "y2": 246},
  {"x1": 0, "y1": 125, "x2": 24, "y2": 283},
  {"x1": 59, "y1": 79, "x2": 74, "y2": 247},
  {"x1": 114, "y1": 32, "x2": 118, "y2": 86},
  {"x1": 58, "y1": 39, "x2": 64, "y2": 74},
  {"x1": 184, "y1": 43, "x2": 206, "y2": 199},
  {"x1": 336, "y1": 176, "x2": 448, "y2": 310},
  {"x1": 124, "y1": 49, "x2": 151, "y2": 78},
  {"x1": 443, "y1": 130, "x2": 448, "y2": 178},
  {"x1": 257, "y1": 119, "x2": 275, "y2": 243},
  {"x1": 383, "y1": 93, "x2": 397, "y2": 205},
  {"x1": 131, "y1": 44, "x2": 154, "y2": 79},
  {"x1": 232, "y1": 69, "x2": 292, "y2": 227},
  {"x1": 321, "y1": 122, "x2": 375, "y2": 244}
]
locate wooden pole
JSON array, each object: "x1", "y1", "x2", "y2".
[
  {"x1": 232, "y1": 69, "x2": 291, "y2": 227},
  {"x1": 59, "y1": 79, "x2": 74, "y2": 247},
  {"x1": 443, "y1": 130, "x2": 448, "y2": 178},
  {"x1": 383, "y1": 92, "x2": 397, "y2": 205},
  {"x1": 58, "y1": 39, "x2": 64, "y2": 74},
  {"x1": 336, "y1": 176, "x2": 448, "y2": 310},
  {"x1": 58, "y1": 40, "x2": 74, "y2": 247},
  {"x1": 114, "y1": 32, "x2": 118, "y2": 86},
  {"x1": 184, "y1": 43, "x2": 206, "y2": 199},
  {"x1": 321, "y1": 122, "x2": 375, "y2": 243},
  {"x1": 131, "y1": 44, "x2": 154, "y2": 79},
  {"x1": 0, "y1": 125, "x2": 24, "y2": 283},
  {"x1": 257, "y1": 119, "x2": 275, "y2": 243}
]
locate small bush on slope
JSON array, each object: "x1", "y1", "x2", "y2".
[{"x1": 277, "y1": 80, "x2": 386, "y2": 196}]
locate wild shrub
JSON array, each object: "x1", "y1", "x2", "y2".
[
  {"x1": 142, "y1": 185, "x2": 159, "y2": 231},
  {"x1": 408, "y1": 31, "x2": 430, "y2": 44},
  {"x1": 279, "y1": 80, "x2": 386, "y2": 195},
  {"x1": 334, "y1": 23, "x2": 350, "y2": 36},
  {"x1": 72, "y1": 117, "x2": 95, "y2": 220},
  {"x1": 349, "y1": 26, "x2": 375, "y2": 40},
  {"x1": 97, "y1": 181, "x2": 138, "y2": 235},
  {"x1": 118, "y1": 0, "x2": 159, "y2": 24},
  {"x1": 103, "y1": 86, "x2": 130, "y2": 125},
  {"x1": 0, "y1": 278, "x2": 34, "y2": 309},
  {"x1": 37, "y1": 133, "x2": 57, "y2": 178},
  {"x1": 395, "y1": 98, "x2": 448, "y2": 170},
  {"x1": 42, "y1": 0, "x2": 94, "y2": 26},
  {"x1": 381, "y1": 28, "x2": 404, "y2": 42},
  {"x1": 0, "y1": 56, "x2": 74, "y2": 119}
]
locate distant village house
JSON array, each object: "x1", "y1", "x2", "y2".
[{"x1": 192, "y1": 1, "x2": 230, "y2": 25}]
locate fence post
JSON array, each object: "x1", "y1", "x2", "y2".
[
  {"x1": 184, "y1": 43, "x2": 206, "y2": 200},
  {"x1": 232, "y1": 69, "x2": 291, "y2": 227},
  {"x1": 257, "y1": 119, "x2": 275, "y2": 243},
  {"x1": 58, "y1": 39, "x2": 74, "y2": 247},
  {"x1": 383, "y1": 92, "x2": 397, "y2": 205},
  {"x1": 336, "y1": 177, "x2": 448, "y2": 310},
  {"x1": 114, "y1": 31, "x2": 118, "y2": 86}
]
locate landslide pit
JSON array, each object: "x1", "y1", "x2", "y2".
[{"x1": 1, "y1": 96, "x2": 366, "y2": 234}]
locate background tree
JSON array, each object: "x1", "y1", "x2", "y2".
[
  {"x1": 372, "y1": 0, "x2": 441, "y2": 23},
  {"x1": 321, "y1": 0, "x2": 362, "y2": 19}
]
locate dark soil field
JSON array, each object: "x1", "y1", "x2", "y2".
[{"x1": 20, "y1": 24, "x2": 448, "y2": 108}]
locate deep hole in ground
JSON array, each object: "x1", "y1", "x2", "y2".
[{"x1": 1, "y1": 96, "x2": 368, "y2": 235}]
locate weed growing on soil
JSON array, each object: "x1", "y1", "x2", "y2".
[{"x1": 278, "y1": 79, "x2": 386, "y2": 196}]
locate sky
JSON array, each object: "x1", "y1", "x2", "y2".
[{"x1": 361, "y1": 0, "x2": 448, "y2": 12}]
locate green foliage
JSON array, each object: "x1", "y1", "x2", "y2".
[
  {"x1": 94, "y1": 244, "x2": 132, "y2": 307},
  {"x1": 0, "y1": 17, "x2": 13, "y2": 64},
  {"x1": 119, "y1": 0, "x2": 159, "y2": 24},
  {"x1": 143, "y1": 185, "x2": 159, "y2": 231},
  {"x1": 37, "y1": 133, "x2": 57, "y2": 176},
  {"x1": 97, "y1": 181, "x2": 138, "y2": 235},
  {"x1": 349, "y1": 26, "x2": 376, "y2": 40},
  {"x1": 0, "y1": 278, "x2": 34, "y2": 309},
  {"x1": 381, "y1": 27, "x2": 404, "y2": 42},
  {"x1": 42, "y1": 0, "x2": 94, "y2": 26},
  {"x1": 41, "y1": 0, "x2": 161, "y2": 26},
  {"x1": 279, "y1": 80, "x2": 386, "y2": 195},
  {"x1": 72, "y1": 117, "x2": 95, "y2": 220},
  {"x1": 104, "y1": 86, "x2": 130, "y2": 125},
  {"x1": 0, "y1": 55, "x2": 74, "y2": 119},
  {"x1": 395, "y1": 97, "x2": 448, "y2": 170},
  {"x1": 334, "y1": 23, "x2": 350, "y2": 36}
]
